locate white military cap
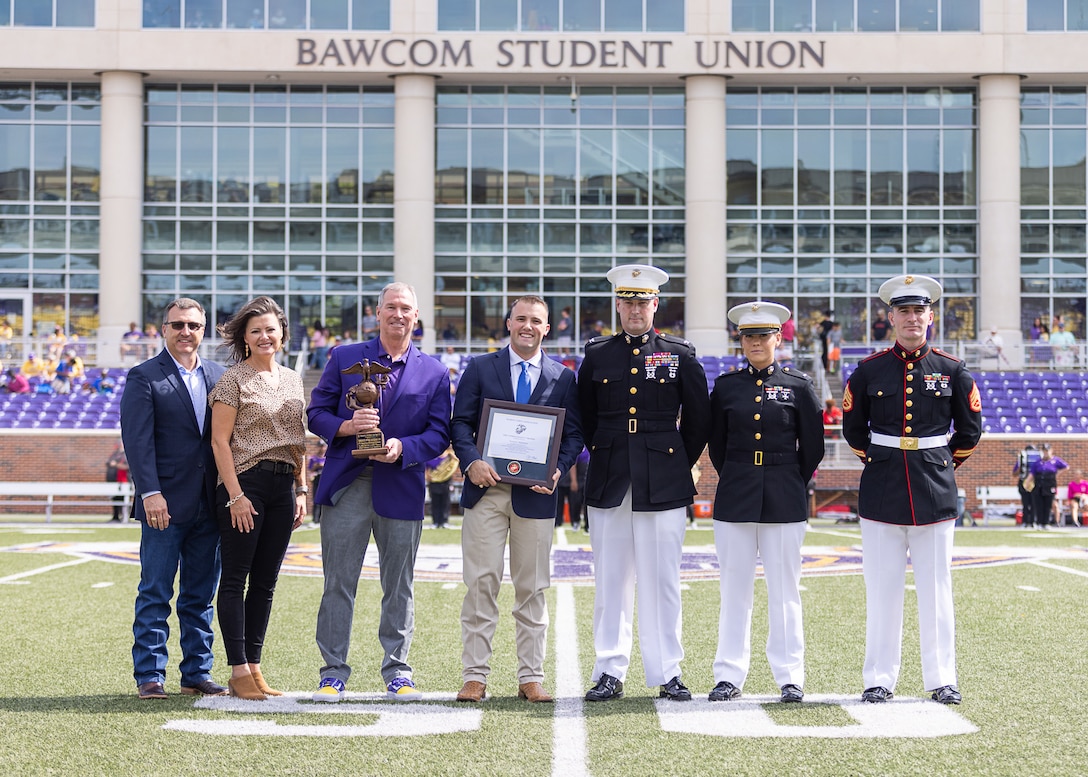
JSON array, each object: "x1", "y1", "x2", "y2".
[
  {"x1": 606, "y1": 264, "x2": 669, "y2": 299},
  {"x1": 878, "y1": 274, "x2": 943, "y2": 307},
  {"x1": 728, "y1": 301, "x2": 791, "y2": 335}
]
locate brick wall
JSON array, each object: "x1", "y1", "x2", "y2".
[{"x1": 4, "y1": 431, "x2": 1087, "y2": 517}]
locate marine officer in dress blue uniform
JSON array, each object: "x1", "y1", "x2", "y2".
[
  {"x1": 708, "y1": 301, "x2": 824, "y2": 704},
  {"x1": 842, "y1": 274, "x2": 982, "y2": 705},
  {"x1": 579, "y1": 264, "x2": 711, "y2": 702}
]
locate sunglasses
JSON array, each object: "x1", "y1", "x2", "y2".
[{"x1": 165, "y1": 321, "x2": 205, "y2": 331}]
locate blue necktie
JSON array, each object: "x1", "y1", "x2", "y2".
[{"x1": 516, "y1": 361, "x2": 531, "y2": 404}]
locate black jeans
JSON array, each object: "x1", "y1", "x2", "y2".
[{"x1": 215, "y1": 466, "x2": 296, "y2": 666}]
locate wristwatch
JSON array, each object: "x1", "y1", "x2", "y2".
[{"x1": 295, "y1": 486, "x2": 309, "y2": 495}]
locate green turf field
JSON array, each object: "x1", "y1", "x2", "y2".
[{"x1": 0, "y1": 518, "x2": 1085, "y2": 776}]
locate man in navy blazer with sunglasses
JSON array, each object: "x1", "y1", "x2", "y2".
[{"x1": 450, "y1": 295, "x2": 583, "y2": 704}]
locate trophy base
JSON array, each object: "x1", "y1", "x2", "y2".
[{"x1": 352, "y1": 447, "x2": 390, "y2": 459}]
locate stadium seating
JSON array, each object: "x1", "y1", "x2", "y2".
[{"x1": 0, "y1": 370, "x2": 128, "y2": 430}]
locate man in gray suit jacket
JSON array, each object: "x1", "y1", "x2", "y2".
[
  {"x1": 450, "y1": 296, "x2": 583, "y2": 703},
  {"x1": 120, "y1": 298, "x2": 227, "y2": 700}
]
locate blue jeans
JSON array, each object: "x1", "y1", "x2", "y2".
[
  {"x1": 216, "y1": 468, "x2": 296, "y2": 666},
  {"x1": 315, "y1": 471, "x2": 423, "y2": 685},
  {"x1": 132, "y1": 506, "x2": 221, "y2": 686}
]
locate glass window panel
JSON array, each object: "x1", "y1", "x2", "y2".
[
  {"x1": 289, "y1": 221, "x2": 322, "y2": 249},
  {"x1": 543, "y1": 129, "x2": 576, "y2": 206},
  {"x1": 508, "y1": 223, "x2": 540, "y2": 250},
  {"x1": 647, "y1": 0, "x2": 682, "y2": 31},
  {"x1": 727, "y1": 128, "x2": 758, "y2": 205},
  {"x1": 361, "y1": 220, "x2": 393, "y2": 248},
  {"x1": 33, "y1": 219, "x2": 66, "y2": 247},
  {"x1": 605, "y1": 0, "x2": 641, "y2": 30},
  {"x1": 70, "y1": 218, "x2": 98, "y2": 248},
  {"x1": 437, "y1": 128, "x2": 469, "y2": 205},
  {"x1": 1052, "y1": 128, "x2": 1086, "y2": 205},
  {"x1": 185, "y1": 0, "x2": 222, "y2": 27},
  {"x1": 0, "y1": 0, "x2": 9, "y2": 23},
  {"x1": 180, "y1": 126, "x2": 214, "y2": 203},
  {"x1": 311, "y1": 0, "x2": 348, "y2": 28},
  {"x1": 508, "y1": 128, "x2": 541, "y2": 205},
  {"x1": 34, "y1": 124, "x2": 67, "y2": 200},
  {"x1": 180, "y1": 220, "x2": 213, "y2": 249},
  {"x1": 327, "y1": 128, "x2": 359, "y2": 204},
  {"x1": 70, "y1": 124, "x2": 99, "y2": 201},
  {"x1": 580, "y1": 129, "x2": 613, "y2": 205},
  {"x1": 362, "y1": 128, "x2": 393, "y2": 204},
  {"x1": 815, "y1": 0, "x2": 853, "y2": 30},
  {"x1": 353, "y1": 0, "x2": 390, "y2": 29},
  {"x1": 471, "y1": 128, "x2": 505, "y2": 205},
  {"x1": 0, "y1": 219, "x2": 30, "y2": 248},
  {"x1": 480, "y1": 0, "x2": 516, "y2": 30},
  {"x1": 761, "y1": 129, "x2": 795, "y2": 205},
  {"x1": 438, "y1": 0, "x2": 475, "y2": 30},
  {"x1": 216, "y1": 222, "x2": 249, "y2": 249},
  {"x1": 899, "y1": 0, "x2": 936, "y2": 30},
  {"x1": 542, "y1": 222, "x2": 576, "y2": 250},
  {"x1": 834, "y1": 224, "x2": 866, "y2": 253},
  {"x1": 144, "y1": 221, "x2": 175, "y2": 249},
  {"x1": 1054, "y1": 224, "x2": 1087, "y2": 253},
  {"x1": 0, "y1": 124, "x2": 31, "y2": 200},
  {"x1": 270, "y1": 0, "x2": 305, "y2": 27},
  {"x1": 858, "y1": 0, "x2": 894, "y2": 30},
  {"x1": 733, "y1": 0, "x2": 769, "y2": 30},
  {"x1": 616, "y1": 129, "x2": 650, "y2": 206},
  {"x1": 774, "y1": 0, "x2": 812, "y2": 31},
  {"x1": 143, "y1": 0, "x2": 180, "y2": 28},
  {"x1": 580, "y1": 223, "x2": 613, "y2": 252},
  {"x1": 253, "y1": 221, "x2": 285, "y2": 249},
  {"x1": 290, "y1": 127, "x2": 323, "y2": 203},
  {"x1": 870, "y1": 129, "x2": 903, "y2": 206},
  {"x1": 1020, "y1": 128, "x2": 1051, "y2": 206},
  {"x1": 942, "y1": 0, "x2": 979, "y2": 30},
  {"x1": 1070, "y1": 0, "x2": 1088, "y2": 30},
  {"x1": 565, "y1": 0, "x2": 600, "y2": 30},
  {"x1": 943, "y1": 128, "x2": 975, "y2": 206},
  {"x1": 906, "y1": 128, "x2": 940, "y2": 206},
  {"x1": 216, "y1": 126, "x2": 250, "y2": 203},
  {"x1": 436, "y1": 222, "x2": 467, "y2": 251},
  {"x1": 56, "y1": 0, "x2": 94, "y2": 26},
  {"x1": 470, "y1": 222, "x2": 504, "y2": 252},
  {"x1": 227, "y1": 0, "x2": 263, "y2": 28},
  {"x1": 1027, "y1": 0, "x2": 1063, "y2": 29},
  {"x1": 14, "y1": 0, "x2": 52, "y2": 25},
  {"x1": 797, "y1": 129, "x2": 830, "y2": 205},
  {"x1": 834, "y1": 128, "x2": 867, "y2": 206}
]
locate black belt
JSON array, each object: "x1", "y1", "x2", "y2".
[
  {"x1": 725, "y1": 450, "x2": 798, "y2": 466},
  {"x1": 597, "y1": 419, "x2": 679, "y2": 434},
  {"x1": 256, "y1": 460, "x2": 295, "y2": 476}
]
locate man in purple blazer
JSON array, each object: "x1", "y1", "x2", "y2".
[
  {"x1": 450, "y1": 296, "x2": 583, "y2": 704},
  {"x1": 307, "y1": 282, "x2": 451, "y2": 702}
]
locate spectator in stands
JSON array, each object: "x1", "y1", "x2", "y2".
[
  {"x1": 818, "y1": 310, "x2": 834, "y2": 371},
  {"x1": 121, "y1": 322, "x2": 143, "y2": 360},
  {"x1": 440, "y1": 345, "x2": 461, "y2": 374},
  {"x1": 870, "y1": 308, "x2": 891, "y2": 343},
  {"x1": 425, "y1": 446, "x2": 457, "y2": 529},
  {"x1": 1029, "y1": 444, "x2": 1068, "y2": 530},
  {"x1": 1067, "y1": 470, "x2": 1088, "y2": 527},
  {"x1": 361, "y1": 305, "x2": 378, "y2": 340},
  {"x1": 309, "y1": 320, "x2": 329, "y2": 369},
  {"x1": 828, "y1": 322, "x2": 843, "y2": 374},
  {"x1": 1015, "y1": 443, "x2": 1040, "y2": 528},
  {"x1": 85, "y1": 368, "x2": 117, "y2": 395},
  {"x1": 143, "y1": 324, "x2": 162, "y2": 360},
  {"x1": 822, "y1": 397, "x2": 843, "y2": 437},
  {"x1": 52, "y1": 353, "x2": 76, "y2": 394},
  {"x1": 0, "y1": 320, "x2": 12, "y2": 354},
  {"x1": 3, "y1": 368, "x2": 29, "y2": 393},
  {"x1": 46, "y1": 326, "x2": 68, "y2": 361},
  {"x1": 20, "y1": 352, "x2": 46, "y2": 379},
  {"x1": 981, "y1": 325, "x2": 1007, "y2": 368},
  {"x1": 555, "y1": 307, "x2": 574, "y2": 351},
  {"x1": 307, "y1": 442, "x2": 326, "y2": 524},
  {"x1": 1029, "y1": 317, "x2": 1050, "y2": 364},
  {"x1": 779, "y1": 314, "x2": 795, "y2": 361},
  {"x1": 106, "y1": 443, "x2": 130, "y2": 522},
  {"x1": 1049, "y1": 321, "x2": 1076, "y2": 367}
]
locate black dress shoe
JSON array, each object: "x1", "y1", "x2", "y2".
[
  {"x1": 931, "y1": 685, "x2": 962, "y2": 705},
  {"x1": 585, "y1": 673, "x2": 624, "y2": 702},
  {"x1": 137, "y1": 681, "x2": 167, "y2": 700},
  {"x1": 861, "y1": 686, "x2": 893, "y2": 703},
  {"x1": 180, "y1": 679, "x2": 229, "y2": 696},
  {"x1": 780, "y1": 684, "x2": 804, "y2": 703},
  {"x1": 709, "y1": 680, "x2": 741, "y2": 701},
  {"x1": 659, "y1": 676, "x2": 692, "y2": 701}
]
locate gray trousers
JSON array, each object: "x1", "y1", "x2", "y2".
[{"x1": 315, "y1": 471, "x2": 423, "y2": 685}]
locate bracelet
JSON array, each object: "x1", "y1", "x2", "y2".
[
  {"x1": 225, "y1": 493, "x2": 245, "y2": 508},
  {"x1": 295, "y1": 486, "x2": 309, "y2": 495}
]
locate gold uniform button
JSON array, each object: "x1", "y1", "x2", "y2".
[
  {"x1": 906, "y1": 400, "x2": 913, "y2": 407},
  {"x1": 668, "y1": 447, "x2": 674, "y2": 454},
  {"x1": 603, "y1": 378, "x2": 609, "y2": 384},
  {"x1": 629, "y1": 407, "x2": 636, "y2": 414},
  {"x1": 904, "y1": 426, "x2": 913, "y2": 433},
  {"x1": 906, "y1": 387, "x2": 913, "y2": 394},
  {"x1": 755, "y1": 396, "x2": 762, "y2": 403},
  {"x1": 906, "y1": 413, "x2": 913, "y2": 420},
  {"x1": 754, "y1": 433, "x2": 762, "y2": 440},
  {"x1": 632, "y1": 348, "x2": 639, "y2": 355},
  {"x1": 935, "y1": 391, "x2": 942, "y2": 396},
  {"x1": 877, "y1": 390, "x2": 884, "y2": 396},
  {"x1": 630, "y1": 368, "x2": 637, "y2": 375},
  {"x1": 754, "y1": 413, "x2": 761, "y2": 421},
  {"x1": 756, "y1": 379, "x2": 763, "y2": 386},
  {"x1": 660, "y1": 379, "x2": 665, "y2": 383},
  {"x1": 906, "y1": 363, "x2": 913, "y2": 369},
  {"x1": 630, "y1": 387, "x2": 637, "y2": 395},
  {"x1": 906, "y1": 375, "x2": 913, "y2": 382}
]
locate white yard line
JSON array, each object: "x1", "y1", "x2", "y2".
[
  {"x1": 0, "y1": 556, "x2": 91, "y2": 584},
  {"x1": 1028, "y1": 559, "x2": 1088, "y2": 579},
  {"x1": 552, "y1": 528, "x2": 590, "y2": 777}
]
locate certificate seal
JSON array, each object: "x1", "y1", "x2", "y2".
[{"x1": 507, "y1": 461, "x2": 522, "y2": 475}]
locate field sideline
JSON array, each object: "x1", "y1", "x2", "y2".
[{"x1": 1, "y1": 517, "x2": 1086, "y2": 777}]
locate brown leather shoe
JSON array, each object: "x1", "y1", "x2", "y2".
[
  {"x1": 456, "y1": 680, "x2": 486, "y2": 702},
  {"x1": 179, "y1": 679, "x2": 228, "y2": 697},
  {"x1": 517, "y1": 682, "x2": 554, "y2": 703},
  {"x1": 250, "y1": 669, "x2": 283, "y2": 697},
  {"x1": 137, "y1": 681, "x2": 167, "y2": 700},
  {"x1": 228, "y1": 674, "x2": 267, "y2": 701}
]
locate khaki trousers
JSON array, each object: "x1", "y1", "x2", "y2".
[{"x1": 460, "y1": 484, "x2": 555, "y2": 684}]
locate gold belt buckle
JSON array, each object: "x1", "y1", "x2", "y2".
[
  {"x1": 899, "y1": 437, "x2": 919, "y2": 450},
  {"x1": 754, "y1": 451, "x2": 763, "y2": 466},
  {"x1": 628, "y1": 418, "x2": 637, "y2": 433}
]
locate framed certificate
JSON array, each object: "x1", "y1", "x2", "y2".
[{"x1": 476, "y1": 399, "x2": 566, "y2": 489}]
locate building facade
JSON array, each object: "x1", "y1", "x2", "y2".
[{"x1": 2, "y1": 0, "x2": 1087, "y2": 361}]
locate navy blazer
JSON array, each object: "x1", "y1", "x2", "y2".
[
  {"x1": 307, "y1": 338, "x2": 451, "y2": 520},
  {"x1": 451, "y1": 347, "x2": 583, "y2": 519},
  {"x1": 120, "y1": 349, "x2": 227, "y2": 524}
]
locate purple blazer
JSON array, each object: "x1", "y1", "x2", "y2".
[{"x1": 307, "y1": 339, "x2": 451, "y2": 520}]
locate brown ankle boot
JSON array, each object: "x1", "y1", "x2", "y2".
[
  {"x1": 228, "y1": 674, "x2": 267, "y2": 701},
  {"x1": 251, "y1": 669, "x2": 283, "y2": 697}
]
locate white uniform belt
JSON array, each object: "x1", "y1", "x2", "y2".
[{"x1": 870, "y1": 432, "x2": 948, "y2": 450}]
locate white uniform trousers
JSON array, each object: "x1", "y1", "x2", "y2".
[
  {"x1": 713, "y1": 521, "x2": 806, "y2": 690},
  {"x1": 588, "y1": 489, "x2": 686, "y2": 687},
  {"x1": 861, "y1": 517, "x2": 957, "y2": 692},
  {"x1": 461, "y1": 484, "x2": 554, "y2": 685}
]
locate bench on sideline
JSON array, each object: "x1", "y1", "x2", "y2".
[
  {"x1": 0, "y1": 482, "x2": 135, "y2": 522},
  {"x1": 976, "y1": 485, "x2": 1022, "y2": 526}
]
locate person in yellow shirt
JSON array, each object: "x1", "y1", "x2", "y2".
[{"x1": 20, "y1": 353, "x2": 45, "y2": 378}]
